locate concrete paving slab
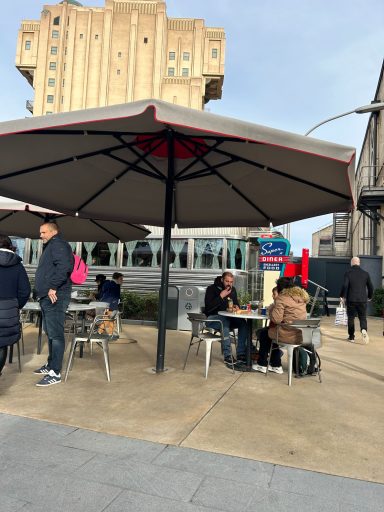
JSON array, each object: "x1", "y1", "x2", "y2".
[
  {"x1": 58, "y1": 428, "x2": 166, "y2": 462},
  {"x1": 73, "y1": 453, "x2": 204, "y2": 502},
  {"x1": 0, "y1": 460, "x2": 121, "y2": 511},
  {"x1": 153, "y1": 445, "x2": 273, "y2": 487},
  {"x1": 102, "y1": 489, "x2": 220, "y2": 512},
  {"x1": 0, "y1": 493, "x2": 27, "y2": 512}
]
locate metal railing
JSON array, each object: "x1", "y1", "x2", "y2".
[{"x1": 356, "y1": 164, "x2": 384, "y2": 193}]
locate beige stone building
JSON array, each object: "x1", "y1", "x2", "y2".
[{"x1": 15, "y1": 0, "x2": 225, "y2": 116}]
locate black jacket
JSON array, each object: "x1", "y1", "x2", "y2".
[
  {"x1": 0, "y1": 248, "x2": 31, "y2": 348},
  {"x1": 340, "y1": 265, "x2": 374, "y2": 303},
  {"x1": 34, "y1": 235, "x2": 74, "y2": 298},
  {"x1": 204, "y1": 276, "x2": 240, "y2": 316}
]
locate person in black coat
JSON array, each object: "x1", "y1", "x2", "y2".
[
  {"x1": 340, "y1": 256, "x2": 374, "y2": 343},
  {"x1": 0, "y1": 235, "x2": 31, "y2": 375},
  {"x1": 204, "y1": 272, "x2": 247, "y2": 366},
  {"x1": 33, "y1": 222, "x2": 73, "y2": 386}
]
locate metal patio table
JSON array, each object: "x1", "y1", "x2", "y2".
[{"x1": 219, "y1": 311, "x2": 268, "y2": 371}]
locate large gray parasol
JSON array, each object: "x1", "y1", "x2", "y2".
[{"x1": 0, "y1": 99, "x2": 355, "y2": 371}]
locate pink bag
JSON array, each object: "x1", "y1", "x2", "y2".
[{"x1": 70, "y1": 254, "x2": 88, "y2": 284}]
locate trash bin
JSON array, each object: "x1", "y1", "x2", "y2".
[
  {"x1": 177, "y1": 286, "x2": 206, "y2": 330},
  {"x1": 162, "y1": 286, "x2": 179, "y2": 330}
]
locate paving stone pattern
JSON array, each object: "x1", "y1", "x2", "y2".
[{"x1": 0, "y1": 413, "x2": 383, "y2": 511}]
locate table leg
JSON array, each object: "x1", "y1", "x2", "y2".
[
  {"x1": 246, "y1": 320, "x2": 253, "y2": 370},
  {"x1": 37, "y1": 313, "x2": 43, "y2": 354},
  {"x1": 234, "y1": 319, "x2": 255, "y2": 372}
]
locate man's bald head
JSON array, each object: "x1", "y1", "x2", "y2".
[{"x1": 351, "y1": 256, "x2": 360, "y2": 267}]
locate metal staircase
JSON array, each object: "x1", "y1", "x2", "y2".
[{"x1": 333, "y1": 212, "x2": 350, "y2": 242}]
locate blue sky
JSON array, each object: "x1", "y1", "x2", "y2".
[{"x1": 0, "y1": 0, "x2": 383, "y2": 254}]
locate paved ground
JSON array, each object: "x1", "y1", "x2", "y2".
[
  {"x1": 1, "y1": 412, "x2": 384, "y2": 512},
  {"x1": 0, "y1": 315, "x2": 383, "y2": 510}
]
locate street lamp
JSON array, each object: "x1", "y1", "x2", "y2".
[
  {"x1": 305, "y1": 101, "x2": 384, "y2": 136},
  {"x1": 304, "y1": 100, "x2": 384, "y2": 257},
  {"x1": 283, "y1": 101, "x2": 384, "y2": 253}
]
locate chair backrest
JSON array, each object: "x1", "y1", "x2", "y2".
[
  {"x1": 290, "y1": 319, "x2": 321, "y2": 328},
  {"x1": 289, "y1": 319, "x2": 321, "y2": 345},
  {"x1": 89, "y1": 301, "x2": 110, "y2": 316},
  {"x1": 187, "y1": 312, "x2": 207, "y2": 321},
  {"x1": 88, "y1": 313, "x2": 118, "y2": 340}
]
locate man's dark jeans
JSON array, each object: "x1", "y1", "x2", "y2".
[
  {"x1": 40, "y1": 292, "x2": 71, "y2": 374},
  {"x1": 346, "y1": 302, "x2": 367, "y2": 339}
]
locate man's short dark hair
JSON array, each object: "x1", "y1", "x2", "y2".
[
  {"x1": 95, "y1": 274, "x2": 106, "y2": 282},
  {"x1": 112, "y1": 272, "x2": 123, "y2": 280},
  {"x1": 222, "y1": 271, "x2": 234, "y2": 279}
]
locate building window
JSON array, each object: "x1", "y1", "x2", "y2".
[
  {"x1": 169, "y1": 51, "x2": 175, "y2": 60},
  {"x1": 47, "y1": 95, "x2": 54, "y2": 103},
  {"x1": 144, "y1": 37, "x2": 148, "y2": 44},
  {"x1": 63, "y1": 63, "x2": 66, "y2": 71},
  {"x1": 183, "y1": 52, "x2": 190, "y2": 61},
  {"x1": 62, "y1": 79, "x2": 65, "y2": 87},
  {"x1": 48, "y1": 78, "x2": 55, "y2": 87},
  {"x1": 117, "y1": 69, "x2": 120, "y2": 75},
  {"x1": 194, "y1": 239, "x2": 224, "y2": 270},
  {"x1": 51, "y1": 46, "x2": 58, "y2": 55},
  {"x1": 212, "y1": 48, "x2": 218, "y2": 58},
  {"x1": 49, "y1": 62, "x2": 56, "y2": 70},
  {"x1": 95, "y1": 34, "x2": 99, "y2": 40},
  {"x1": 82, "y1": 242, "x2": 119, "y2": 267},
  {"x1": 168, "y1": 67, "x2": 175, "y2": 76},
  {"x1": 52, "y1": 30, "x2": 59, "y2": 39},
  {"x1": 64, "y1": 47, "x2": 67, "y2": 55},
  {"x1": 182, "y1": 68, "x2": 189, "y2": 77},
  {"x1": 25, "y1": 41, "x2": 31, "y2": 50},
  {"x1": 79, "y1": 33, "x2": 84, "y2": 39},
  {"x1": 46, "y1": 111, "x2": 53, "y2": 115},
  {"x1": 61, "y1": 96, "x2": 64, "y2": 104},
  {"x1": 118, "y1": 51, "x2": 122, "y2": 58},
  {"x1": 53, "y1": 16, "x2": 60, "y2": 26},
  {"x1": 226, "y1": 240, "x2": 246, "y2": 270}
]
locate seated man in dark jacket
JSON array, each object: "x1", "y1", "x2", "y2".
[{"x1": 205, "y1": 271, "x2": 247, "y2": 366}]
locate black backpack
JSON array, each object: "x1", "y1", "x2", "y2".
[{"x1": 292, "y1": 343, "x2": 321, "y2": 376}]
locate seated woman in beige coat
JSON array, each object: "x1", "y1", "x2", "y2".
[{"x1": 253, "y1": 277, "x2": 309, "y2": 374}]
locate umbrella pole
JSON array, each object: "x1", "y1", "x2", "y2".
[{"x1": 155, "y1": 129, "x2": 175, "y2": 372}]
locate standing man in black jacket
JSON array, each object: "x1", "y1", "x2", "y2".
[
  {"x1": 34, "y1": 222, "x2": 73, "y2": 386},
  {"x1": 340, "y1": 257, "x2": 374, "y2": 343},
  {"x1": 205, "y1": 272, "x2": 247, "y2": 366}
]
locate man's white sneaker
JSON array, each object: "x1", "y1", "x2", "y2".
[
  {"x1": 361, "y1": 330, "x2": 369, "y2": 344},
  {"x1": 347, "y1": 337, "x2": 355, "y2": 343},
  {"x1": 252, "y1": 364, "x2": 267, "y2": 373},
  {"x1": 268, "y1": 365, "x2": 284, "y2": 374}
]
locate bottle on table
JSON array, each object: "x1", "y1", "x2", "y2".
[{"x1": 227, "y1": 298, "x2": 234, "y2": 312}]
